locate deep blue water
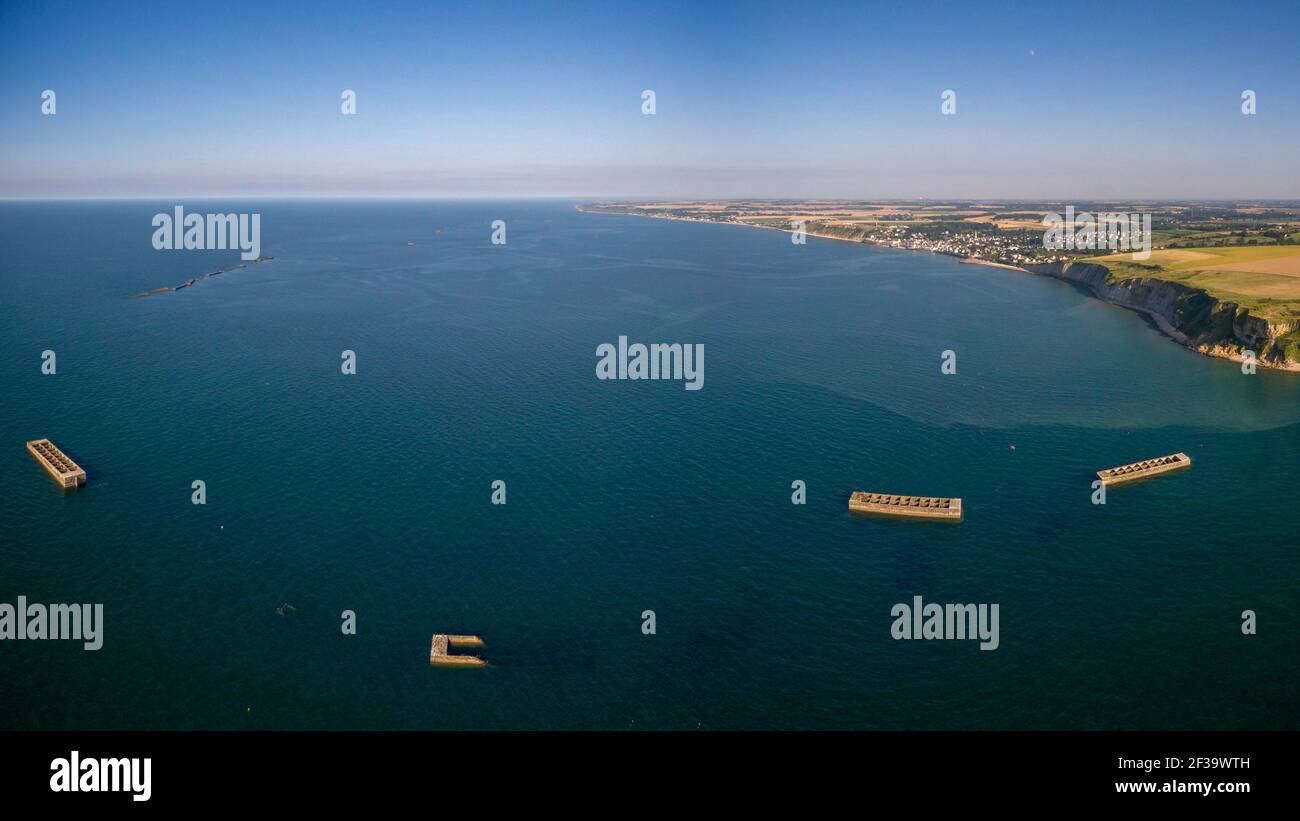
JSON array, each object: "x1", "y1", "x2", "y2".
[{"x1": 1, "y1": 200, "x2": 1297, "y2": 729}]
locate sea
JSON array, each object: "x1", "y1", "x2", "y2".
[{"x1": 1, "y1": 199, "x2": 1296, "y2": 729}]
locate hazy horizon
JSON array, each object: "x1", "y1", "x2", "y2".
[
  {"x1": 6, "y1": 195, "x2": 1300, "y2": 204},
  {"x1": 3, "y1": 0, "x2": 1298, "y2": 200}
]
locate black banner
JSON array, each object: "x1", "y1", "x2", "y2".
[{"x1": 1, "y1": 731, "x2": 1282, "y2": 807}]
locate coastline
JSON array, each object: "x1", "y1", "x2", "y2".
[
  {"x1": 959, "y1": 257, "x2": 1029, "y2": 273},
  {"x1": 578, "y1": 205, "x2": 1297, "y2": 373}
]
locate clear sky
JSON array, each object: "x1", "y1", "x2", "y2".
[{"x1": 2, "y1": 0, "x2": 1297, "y2": 199}]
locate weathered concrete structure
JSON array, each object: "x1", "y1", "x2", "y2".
[
  {"x1": 1097, "y1": 453, "x2": 1191, "y2": 486},
  {"x1": 849, "y1": 491, "x2": 962, "y2": 521},
  {"x1": 430, "y1": 633, "x2": 487, "y2": 667},
  {"x1": 26, "y1": 439, "x2": 86, "y2": 488}
]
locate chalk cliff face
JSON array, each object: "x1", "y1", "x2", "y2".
[{"x1": 1025, "y1": 262, "x2": 1300, "y2": 371}]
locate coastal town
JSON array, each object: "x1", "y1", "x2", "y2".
[{"x1": 861, "y1": 221, "x2": 1064, "y2": 267}]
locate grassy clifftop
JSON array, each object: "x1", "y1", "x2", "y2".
[{"x1": 1086, "y1": 247, "x2": 1300, "y2": 327}]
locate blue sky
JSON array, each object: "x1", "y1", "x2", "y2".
[{"x1": 2, "y1": 0, "x2": 1298, "y2": 199}]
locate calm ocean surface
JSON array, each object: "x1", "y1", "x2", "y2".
[{"x1": 1, "y1": 200, "x2": 1296, "y2": 729}]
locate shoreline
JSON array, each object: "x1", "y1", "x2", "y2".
[
  {"x1": 576, "y1": 204, "x2": 1030, "y2": 266},
  {"x1": 577, "y1": 205, "x2": 1297, "y2": 373},
  {"x1": 959, "y1": 257, "x2": 1029, "y2": 273}
]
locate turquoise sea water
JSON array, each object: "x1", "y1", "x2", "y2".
[{"x1": 1, "y1": 200, "x2": 1296, "y2": 729}]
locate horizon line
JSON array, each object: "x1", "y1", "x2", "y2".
[{"x1": 4, "y1": 194, "x2": 1300, "y2": 204}]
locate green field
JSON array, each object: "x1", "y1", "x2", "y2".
[{"x1": 1088, "y1": 245, "x2": 1300, "y2": 323}]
